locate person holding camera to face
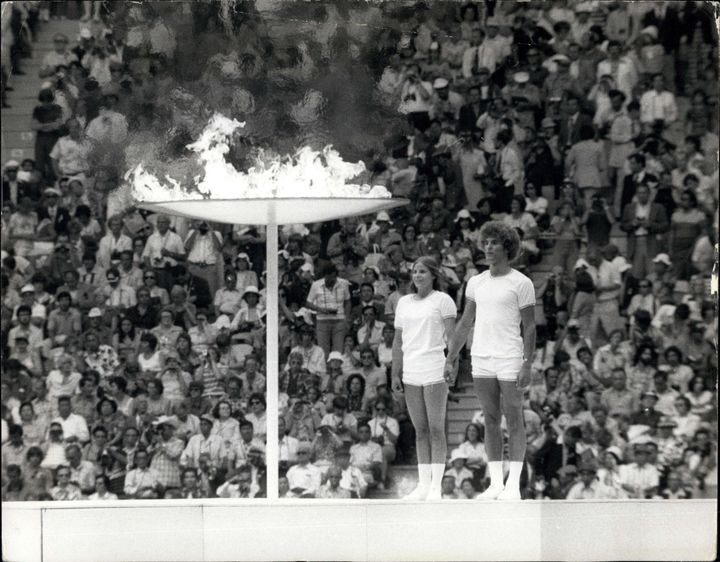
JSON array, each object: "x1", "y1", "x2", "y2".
[
  {"x1": 185, "y1": 220, "x2": 223, "y2": 298},
  {"x1": 396, "y1": 62, "x2": 434, "y2": 133}
]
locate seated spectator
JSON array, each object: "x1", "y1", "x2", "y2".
[
  {"x1": 49, "y1": 464, "x2": 82, "y2": 501},
  {"x1": 619, "y1": 443, "x2": 660, "y2": 499},
  {"x1": 285, "y1": 442, "x2": 322, "y2": 498}
]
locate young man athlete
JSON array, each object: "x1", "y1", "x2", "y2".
[{"x1": 445, "y1": 221, "x2": 536, "y2": 500}]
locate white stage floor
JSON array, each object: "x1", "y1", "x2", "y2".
[{"x1": 3, "y1": 498, "x2": 716, "y2": 561}]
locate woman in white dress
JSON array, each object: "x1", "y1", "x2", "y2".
[{"x1": 392, "y1": 256, "x2": 457, "y2": 500}]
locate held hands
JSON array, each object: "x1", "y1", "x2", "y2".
[
  {"x1": 516, "y1": 361, "x2": 532, "y2": 390},
  {"x1": 443, "y1": 359, "x2": 455, "y2": 384},
  {"x1": 391, "y1": 375, "x2": 403, "y2": 395}
]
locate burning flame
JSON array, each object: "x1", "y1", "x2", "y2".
[{"x1": 129, "y1": 113, "x2": 391, "y2": 202}]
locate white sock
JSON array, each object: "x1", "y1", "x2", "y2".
[
  {"x1": 417, "y1": 463, "x2": 431, "y2": 490},
  {"x1": 487, "y1": 461, "x2": 504, "y2": 489},
  {"x1": 429, "y1": 463, "x2": 446, "y2": 494},
  {"x1": 505, "y1": 461, "x2": 523, "y2": 493}
]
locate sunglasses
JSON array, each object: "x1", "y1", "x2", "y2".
[
  {"x1": 250, "y1": 400, "x2": 261, "y2": 405},
  {"x1": 144, "y1": 275, "x2": 155, "y2": 279}
]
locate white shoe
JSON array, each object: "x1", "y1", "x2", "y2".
[
  {"x1": 402, "y1": 486, "x2": 429, "y2": 501},
  {"x1": 476, "y1": 484, "x2": 504, "y2": 500},
  {"x1": 425, "y1": 488, "x2": 442, "y2": 501},
  {"x1": 497, "y1": 488, "x2": 521, "y2": 500}
]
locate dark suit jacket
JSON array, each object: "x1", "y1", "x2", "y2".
[
  {"x1": 36, "y1": 205, "x2": 72, "y2": 236},
  {"x1": 183, "y1": 273, "x2": 212, "y2": 310},
  {"x1": 559, "y1": 112, "x2": 593, "y2": 150},
  {"x1": 457, "y1": 103, "x2": 483, "y2": 133},
  {"x1": 642, "y1": 7, "x2": 682, "y2": 53},
  {"x1": 620, "y1": 202, "x2": 669, "y2": 258},
  {"x1": 533, "y1": 439, "x2": 579, "y2": 482}
]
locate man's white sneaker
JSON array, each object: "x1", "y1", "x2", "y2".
[
  {"x1": 476, "y1": 485, "x2": 504, "y2": 500},
  {"x1": 402, "y1": 486, "x2": 429, "y2": 501},
  {"x1": 497, "y1": 488, "x2": 521, "y2": 500}
]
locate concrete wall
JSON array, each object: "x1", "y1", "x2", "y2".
[{"x1": 2, "y1": 499, "x2": 716, "y2": 561}]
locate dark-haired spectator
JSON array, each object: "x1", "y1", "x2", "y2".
[{"x1": 668, "y1": 190, "x2": 705, "y2": 280}]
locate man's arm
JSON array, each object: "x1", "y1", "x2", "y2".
[
  {"x1": 445, "y1": 299, "x2": 475, "y2": 368},
  {"x1": 518, "y1": 305, "x2": 536, "y2": 389}
]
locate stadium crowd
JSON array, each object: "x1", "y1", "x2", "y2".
[{"x1": 1, "y1": 0, "x2": 718, "y2": 501}]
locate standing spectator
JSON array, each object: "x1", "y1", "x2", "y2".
[
  {"x1": 668, "y1": 190, "x2": 705, "y2": 280},
  {"x1": 639, "y1": 74, "x2": 678, "y2": 133},
  {"x1": 620, "y1": 183, "x2": 669, "y2": 280},
  {"x1": 142, "y1": 214, "x2": 185, "y2": 291},
  {"x1": 565, "y1": 124, "x2": 606, "y2": 208},
  {"x1": 30, "y1": 88, "x2": 64, "y2": 184},
  {"x1": 149, "y1": 416, "x2": 184, "y2": 491},
  {"x1": 305, "y1": 264, "x2": 351, "y2": 356}
]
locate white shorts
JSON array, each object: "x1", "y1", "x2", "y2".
[
  {"x1": 403, "y1": 368, "x2": 445, "y2": 387},
  {"x1": 471, "y1": 356, "x2": 523, "y2": 382}
]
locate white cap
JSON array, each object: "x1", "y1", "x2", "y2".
[
  {"x1": 79, "y1": 28, "x2": 93, "y2": 39},
  {"x1": 567, "y1": 319, "x2": 580, "y2": 328},
  {"x1": 236, "y1": 252, "x2": 253, "y2": 267},
  {"x1": 454, "y1": 209, "x2": 473, "y2": 223},
  {"x1": 574, "y1": 2, "x2": 592, "y2": 13},
  {"x1": 20, "y1": 284, "x2": 35, "y2": 293},
  {"x1": 513, "y1": 71, "x2": 530, "y2": 84},
  {"x1": 327, "y1": 351, "x2": 345, "y2": 363},
  {"x1": 88, "y1": 307, "x2": 103, "y2": 318},
  {"x1": 641, "y1": 26, "x2": 659, "y2": 39},
  {"x1": 40, "y1": 81, "x2": 55, "y2": 90},
  {"x1": 214, "y1": 315, "x2": 231, "y2": 329},
  {"x1": 242, "y1": 285, "x2": 260, "y2": 297},
  {"x1": 652, "y1": 253, "x2": 672, "y2": 266},
  {"x1": 376, "y1": 211, "x2": 391, "y2": 223},
  {"x1": 552, "y1": 54, "x2": 570, "y2": 65},
  {"x1": 299, "y1": 263, "x2": 313, "y2": 273},
  {"x1": 43, "y1": 187, "x2": 61, "y2": 196},
  {"x1": 574, "y1": 258, "x2": 591, "y2": 270},
  {"x1": 432, "y1": 77, "x2": 449, "y2": 89},
  {"x1": 448, "y1": 449, "x2": 468, "y2": 463},
  {"x1": 4, "y1": 160, "x2": 20, "y2": 169}
]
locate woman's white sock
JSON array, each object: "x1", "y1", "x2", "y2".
[
  {"x1": 504, "y1": 461, "x2": 523, "y2": 493},
  {"x1": 488, "y1": 461, "x2": 504, "y2": 488}
]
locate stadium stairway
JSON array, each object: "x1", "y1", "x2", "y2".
[{"x1": 1, "y1": 18, "x2": 80, "y2": 165}]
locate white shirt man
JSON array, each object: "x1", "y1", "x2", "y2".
[
  {"x1": 142, "y1": 221, "x2": 185, "y2": 269},
  {"x1": 52, "y1": 413, "x2": 90, "y2": 445},
  {"x1": 185, "y1": 227, "x2": 222, "y2": 265},
  {"x1": 97, "y1": 229, "x2": 132, "y2": 270},
  {"x1": 49, "y1": 134, "x2": 92, "y2": 176},
  {"x1": 180, "y1": 421, "x2": 226, "y2": 470},
  {"x1": 462, "y1": 29, "x2": 498, "y2": 78},
  {"x1": 286, "y1": 446, "x2": 323, "y2": 496},
  {"x1": 640, "y1": 84, "x2": 678, "y2": 125},
  {"x1": 596, "y1": 53, "x2": 638, "y2": 102}
]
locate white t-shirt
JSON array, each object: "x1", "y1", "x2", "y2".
[
  {"x1": 466, "y1": 269, "x2": 535, "y2": 359},
  {"x1": 394, "y1": 291, "x2": 457, "y2": 374}
]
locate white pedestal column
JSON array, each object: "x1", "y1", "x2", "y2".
[{"x1": 265, "y1": 223, "x2": 279, "y2": 499}]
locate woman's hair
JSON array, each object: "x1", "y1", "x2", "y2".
[
  {"x1": 410, "y1": 255, "x2": 445, "y2": 291},
  {"x1": 248, "y1": 392, "x2": 266, "y2": 409},
  {"x1": 688, "y1": 375, "x2": 706, "y2": 392},
  {"x1": 140, "y1": 332, "x2": 158, "y2": 351},
  {"x1": 116, "y1": 316, "x2": 136, "y2": 339},
  {"x1": 38, "y1": 88, "x2": 54, "y2": 103},
  {"x1": 664, "y1": 345, "x2": 683, "y2": 362},
  {"x1": 464, "y1": 422, "x2": 484, "y2": 443},
  {"x1": 176, "y1": 331, "x2": 192, "y2": 350},
  {"x1": 212, "y1": 399, "x2": 232, "y2": 418},
  {"x1": 109, "y1": 375, "x2": 128, "y2": 393},
  {"x1": 148, "y1": 378, "x2": 164, "y2": 395},
  {"x1": 579, "y1": 124, "x2": 595, "y2": 141},
  {"x1": 346, "y1": 373, "x2": 366, "y2": 396},
  {"x1": 633, "y1": 343, "x2": 658, "y2": 366},
  {"x1": 95, "y1": 396, "x2": 118, "y2": 415},
  {"x1": 675, "y1": 395, "x2": 691, "y2": 409},
  {"x1": 478, "y1": 221, "x2": 521, "y2": 261},
  {"x1": 511, "y1": 195, "x2": 527, "y2": 212}
]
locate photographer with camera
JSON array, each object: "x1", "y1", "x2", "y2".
[
  {"x1": 581, "y1": 192, "x2": 615, "y2": 250},
  {"x1": 396, "y1": 62, "x2": 433, "y2": 132}
]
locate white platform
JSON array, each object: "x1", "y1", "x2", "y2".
[{"x1": 2, "y1": 499, "x2": 716, "y2": 561}]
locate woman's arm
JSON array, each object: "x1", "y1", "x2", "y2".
[{"x1": 390, "y1": 328, "x2": 404, "y2": 393}]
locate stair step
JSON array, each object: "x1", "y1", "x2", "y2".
[
  {"x1": 2, "y1": 131, "x2": 36, "y2": 148},
  {"x1": 2, "y1": 115, "x2": 34, "y2": 132}
]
